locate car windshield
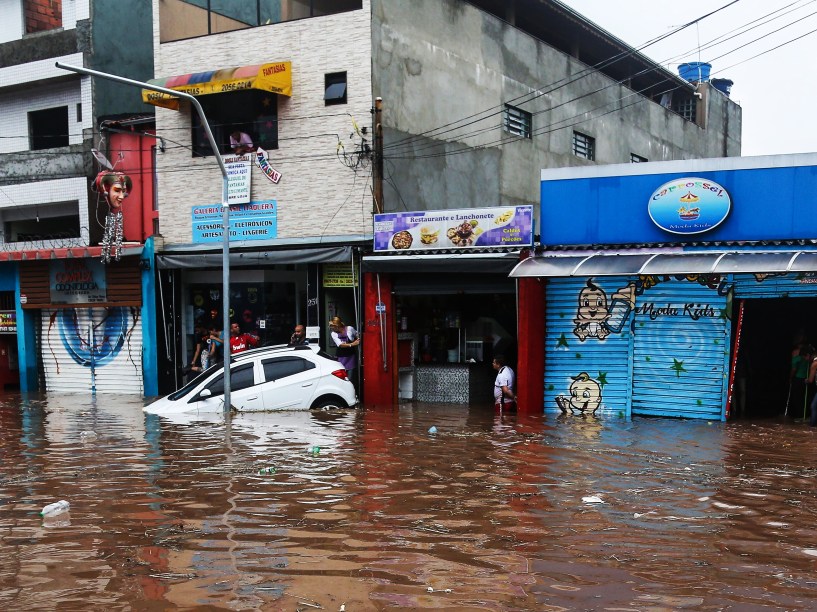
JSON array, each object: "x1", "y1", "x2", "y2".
[{"x1": 167, "y1": 367, "x2": 220, "y2": 401}]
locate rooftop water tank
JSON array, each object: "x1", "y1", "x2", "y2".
[
  {"x1": 678, "y1": 62, "x2": 711, "y2": 83},
  {"x1": 711, "y1": 78, "x2": 734, "y2": 97}
]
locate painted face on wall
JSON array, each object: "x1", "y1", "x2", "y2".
[
  {"x1": 577, "y1": 282, "x2": 609, "y2": 322},
  {"x1": 568, "y1": 373, "x2": 602, "y2": 413}
]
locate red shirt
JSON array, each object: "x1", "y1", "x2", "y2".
[{"x1": 230, "y1": 333, "x2": 258, "y2": 354}]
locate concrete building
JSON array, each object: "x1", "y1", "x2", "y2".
[
  {"x1": 0, "y1": 0, "x2": 156, "y2": 394},
  {"x1": 145, "y1": 0, "x2": 741, "y2": 399}
]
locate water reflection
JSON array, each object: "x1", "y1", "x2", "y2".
[{"x1": 2, "y1": 395, "x2": 817, "y2": 609}]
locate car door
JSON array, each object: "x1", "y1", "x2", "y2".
[
  {"x1": 189, "y1": 361, "x2": 264, "y2": 412},
  {"x1": 260, "y1": 356, "x2": 320, "y2": 410}
]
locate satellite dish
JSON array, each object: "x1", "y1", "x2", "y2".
[{"x1": 91, "y1": 148, "x2": 114, "y2": 170}]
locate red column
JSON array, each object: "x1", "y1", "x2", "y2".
[
  {"x1": 362, "y1": 272, "x2": 397, "y2": 408},
  {"x1": 516, "y1": 276, "x2": 545, "y2": 414}
]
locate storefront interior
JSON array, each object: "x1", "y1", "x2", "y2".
[{"x1": 733, "y1": 298, "x2": 817, "y2": 419}]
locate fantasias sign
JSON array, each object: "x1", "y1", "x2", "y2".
[{"x1": 648, "y1": 177, "x2": 731, "y2": 235}]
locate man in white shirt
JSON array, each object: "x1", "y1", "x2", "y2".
[{"x1": 493, "y1": 354, "x2": 516, "y2": 411}]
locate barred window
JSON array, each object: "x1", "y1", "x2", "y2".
[
  {"x1": 631, "y1": 153, "x2": 648, "y2": 163},
  {"x1": 572, "y1": 131, "x2": 595, "y2": 160},
  {"x1": 503, "y1": 104, "x2": 532, "y2": 139}
]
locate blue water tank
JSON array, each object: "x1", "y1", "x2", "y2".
[
  {"x1": 678, "y1": 62, "x2": 711, "y2": 83},
  {"x1": 711, "y1": 78, "x2": 734, "y2": 97}
]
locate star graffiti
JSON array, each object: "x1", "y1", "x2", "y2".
[{"x1": 670, "y1": 358, "x2": 687, "y2": 378}]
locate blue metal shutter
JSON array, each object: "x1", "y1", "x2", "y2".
[
  {"x1": 544, "y1": 277, "x2": 634, "y2": 416},
  {"x1": 733, "y1": 272, "x2": 817, "y2": 298},
  {"x1": 631, "y1": 280, "x2": 729, "y2": 420}
]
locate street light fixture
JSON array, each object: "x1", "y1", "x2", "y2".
[{"x1": 55, "y1": 62, "x2": 235, "y2": 411}]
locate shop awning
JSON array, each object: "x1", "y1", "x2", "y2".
[
  {"x1": 142, "y1": 62, "x2": 292, "y2": 110},
  {"x1": 362, "y1": 252, "x2": 522, "y2": 275},
  {"x1": 157, "y1": 245, "x2": 351, "y2": 269},
  {"x1": 509, "y1": 251, "x2": 817, "y2": 277}
]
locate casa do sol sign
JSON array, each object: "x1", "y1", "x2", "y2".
[{"x1": 648, "y1": 177, "x2": 731, "y2": 235}]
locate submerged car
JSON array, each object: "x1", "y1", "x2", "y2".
[{"x1": 144, "y1": 344, "x2": 356, "y2": 416}]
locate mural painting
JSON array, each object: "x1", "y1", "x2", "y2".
[{"x1": 555, "y1": 372, "x2": 603, "y2": 415}]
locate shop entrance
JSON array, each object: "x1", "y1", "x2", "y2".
[{"x1": 733, "y1": 298, "x2": 817, "y2": 419}]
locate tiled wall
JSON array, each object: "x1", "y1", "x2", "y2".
[{"x1": 151, "y1": 0, "x2": 375, "y2": 245}]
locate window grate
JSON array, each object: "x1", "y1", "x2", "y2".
[
  {"x1": 572, "y1": 131, "x2": 595, "y2": 160},
  {"x1": 503, "y1": 104, "x2": 532, "y2": 139},
  {"x1": 673, "y1": 97, "x2": 697, "y2": 122},
  {"x1": 630, "y1": 153, "x2": 647, "y2": 163}
]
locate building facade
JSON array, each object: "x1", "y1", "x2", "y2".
[
  {"x1": 146, "y1": 0, "x2": 742, "y2": 400},
  {"x1": 511, "y1": 153, "x2": 817, "y2": 420},
  {"x1": 0, "y1": 0, "x2": 156, "y2": 394}
]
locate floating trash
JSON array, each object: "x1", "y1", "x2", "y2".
[
  {"x1": 582, "y1": 495, "x2": 604, "y2": 504},
  {"x1": 40, "y1": 500, "x2": 70, "y2": 517},
  {"x1": 428, "y1": 426, "x2": 437, "y2": 434},
  {"x1": 258, "y1": 466, "x2": 276, "y2": 475},
  {"x1": 306, "y1": 446, "x2": 320, "y2": 456}
]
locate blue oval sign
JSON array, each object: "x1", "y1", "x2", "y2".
[{"x1": 648, "y1": 177, "x2": 731, "y2": 235}]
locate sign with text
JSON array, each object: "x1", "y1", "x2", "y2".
[
  {"x1": 648, "y1": 177, "x2": 731, "y2": 235},
  {"x1": 0, "y1": 311, "x2": 16, "y2": 333},
  {"x1": 373, "y1": 205, "x2": 534, "y2": 252},
  {"x1": 322, "y1": 263, "x2": 358, "y2": 287},
  {"x1": 49, "y1": 259, "x2": 107, "y2": 304},
  {"x1": 192, "y1": 200, "x2": 278, "y2": 243},
  {"x1": 222, "y1": 153, "x2": 252, "y2": 204}
]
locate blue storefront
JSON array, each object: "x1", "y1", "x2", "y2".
[{"x1": 512, "y1": 153, "x2": 817, "y2": 420}]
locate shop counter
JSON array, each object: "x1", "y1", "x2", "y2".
[{"x1": 414, "y1": 362, "x2": 494, "y2": 404}]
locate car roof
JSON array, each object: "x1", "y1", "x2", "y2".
[{"x1": 230, "y1": 343, "x2": 319, "y2": 363}]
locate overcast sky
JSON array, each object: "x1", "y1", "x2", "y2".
[{"x1": 559, "y1": 0, "x2": 817, "y2": 157}]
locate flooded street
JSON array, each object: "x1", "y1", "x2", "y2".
[{"x1": 2, "y1": 397, "x2": 817, "y2": 610}]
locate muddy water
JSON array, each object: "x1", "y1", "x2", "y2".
[{"x1": 2, "y1": 396, "x2": 817, "y2": 610}]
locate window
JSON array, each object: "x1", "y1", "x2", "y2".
[
  {"x1": 263, "y1": 356, "x2": 315, "y2": 381},
  {"x1": 203, "y1": 363, "x2": 256, "y2": 396},
  {"x1": 630, "y1": 153, "x2": 647, "y2": 163},
  {"x1": 25, "y1": 0, "x2": 62, "y2": 34},
  {"x1": 29, "y1": 106, "x2": 68, "y2": 150},
  {"x1": 191, "y1": 90, "x2": 277, "y2": 157},
  {"x1": 324, "y1": 72, "x2": 347, "y2": 106},
  {"x1": 503, "y1": 104, "x2": 532, "y2": 139},
  {"x1": 673, "y1": 96, "x2": 697, "y2": 123},
  {"x1": 572, "y1": 131, "x2": 595, "y2": 160},
  {"x1": 160, "y1": 0, "x2": 362, "y2": 43}
]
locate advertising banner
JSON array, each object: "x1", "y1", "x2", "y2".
[
  {"x1": 0, "y1": 311, "x2": 16, "y2": 333},
  {"x1": 49, "y1": 259, "x2": 107, "y2": 305},
  {"x1": 322, "y1": 263, "x2": 358, "y2": 287},
  {"x1": 373, "y1": 205, "x2": 533, "y2": 252},
  {"x1": 223, "y1": 153, "x2": 252, "y2": 204},
  {"x1": 192, "y1": 200, "x2": 277, "y2": 243}
]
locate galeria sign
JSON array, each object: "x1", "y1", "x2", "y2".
[{"x1": 648, "y1": 177, "x2": 731, "y2": 235}]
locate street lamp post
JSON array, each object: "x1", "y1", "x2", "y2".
[{"x1": 56, "y1": 62, "x2": 234, "y2": 411}]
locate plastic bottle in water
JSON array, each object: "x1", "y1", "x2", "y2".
[
  {"x1": 40, "y1": 500, "x2": 70, "y2": 517},
  {"x1": 307, "y1": 445, "x2": 320, "y2": 456},
  {"x1": 258, "y1": 466, "x2": 276, "y2": 475}
]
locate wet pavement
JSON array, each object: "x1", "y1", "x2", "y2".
[{"x1": 2, "y1": 396, "x2": 817, "y2": 610}]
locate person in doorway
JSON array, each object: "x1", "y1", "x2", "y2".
[
  {"x1": 229, "y1": 130, "x2": 254, "y2": 155},
  {"x1": 289, "y1": 324, "x2": 308, "y2": 346},
  {"x1": 229, "y1": 322, "x2": 259, "y2": 354},
  {"x1": 329, "y1": 316, "x2": 360, "y2": 383},
  {"x1": 808, "y1": 355, "x2": 817, "y2": 426},
  {"x1": 789, "y1": 341, "x2": 813, "y2": 417},
  {"x1": 493, "y1": 354, "x2": 516, "y2": 411},
  {"x1": 190, "y1": 325, "x2": 215, "y2": 372}
]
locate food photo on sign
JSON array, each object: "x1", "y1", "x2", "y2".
[{"x1": 373, "y1": 205, "x2": 533, "y2": 252}]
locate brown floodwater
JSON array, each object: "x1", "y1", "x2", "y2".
[{"x1": 2, "y1": 395, "x2": 817, "y2": 610}]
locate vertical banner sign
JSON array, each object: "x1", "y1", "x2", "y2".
[
  {"x1": 0, "y1": 311, "x2": 16, "y2": 333},
  {"x1": 50, "y1": 259, "x2": 108, "y2": 304},
  {"x1": 222, "y1": 153, "x2": 252, "y2": 204}
]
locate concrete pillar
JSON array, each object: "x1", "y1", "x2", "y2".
[
  {"x1": 516, "y1": 276, "x2": 545, "y2": 414},
  {"x1": 362, "y1": 272, "x2": 396, "y2": 407}
]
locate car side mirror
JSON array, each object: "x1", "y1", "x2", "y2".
[{"x1": 199, "y1": 388, "x2": 212, "y2": 399}]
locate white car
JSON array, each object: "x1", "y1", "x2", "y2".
[{"x1": 144, "y1": 344, "x2": 357, "y2": 416}]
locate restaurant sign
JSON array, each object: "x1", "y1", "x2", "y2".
[
  {"x1": 49, "y1": 259, "x2": 107, "y2": 304},
  {"x1": 648, "y1": 177, "x2": 731, "y2": 235},
  {"x1": 373, "y1": 205, "x2": 533, "y2": 252},
  {"x1": 0, "y1": 311, "x2": 16, "y2": 333}
]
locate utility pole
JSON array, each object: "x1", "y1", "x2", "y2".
[{"x1": 372, "y1": 97, "x2": 384, "y2": 215}]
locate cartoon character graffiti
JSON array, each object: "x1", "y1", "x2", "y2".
[
  {"x1": 555, "y1": 372, "x2": 602, "y2": 415},
  {"x1": 95, "y1": 171, "x2": 132, "y2": 263},
  {"x1": 572, "y1": 279, "x2": 637, "y2": 341}
]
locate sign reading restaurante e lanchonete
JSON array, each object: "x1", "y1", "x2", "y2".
[{"x1": 373, "y1": 205, "x2": 533, "y2": 252}]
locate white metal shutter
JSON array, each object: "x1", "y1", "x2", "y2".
[{"x1": 41, "y1": 307, "x2": 143, "y2": 394}]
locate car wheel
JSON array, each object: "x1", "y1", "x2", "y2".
[{"x1": 311, "y1": 395, "x2": 347, "y2": 409}]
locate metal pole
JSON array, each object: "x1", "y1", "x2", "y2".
[{"x1": 55, "y1": 62, "x2": 233, "y2": 411}]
